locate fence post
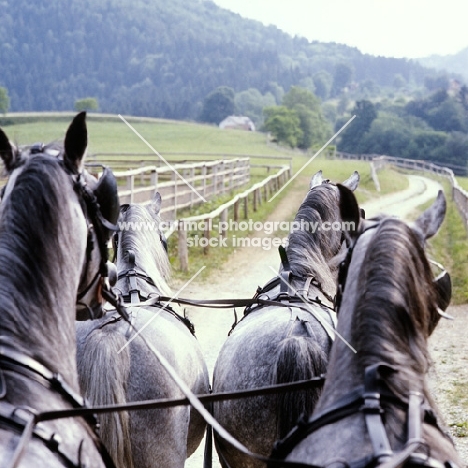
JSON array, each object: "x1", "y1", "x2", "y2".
[
  {"x1": 212, "y1": 165, "x2": 218, "y2": 199},
  {"x1": 220, "y1": 209, "x2": 228, "y2": 239},
  {"x1": 204, "y1": 219, "x2": 211, "y2": 255},
  {"x1": 151, "y1": 169, "x2": 158, "y2": 198},
  {"x1": 173, "y1": 171, "x2": 178, "y2": 219},
  {"x1": 243, "y1": 196, "x2": 248, "y2": 219},
  {"x1": 202, "y1": 164, "x2": 207, "y2": 199},
  {"x1": 178, "y1": 221, "x2": 189, "y2": 273},
  {"x1": 234, "y1": 200, "x2": 239, "y2": 222}
]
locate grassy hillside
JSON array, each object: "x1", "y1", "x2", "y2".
[{"x1": 0, "y1": 113, "x2": 402, "y2": 194}]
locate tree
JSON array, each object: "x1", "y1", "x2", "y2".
[
  {"x1": 339, "y1": 100, "x2": 377, "y2": 153},
  {"x1": 200, "y1": 86, "x2": 235, "y2": 124},
  {"x1": 234, "y1": 88, "x2": 275, "y2": 127},
  {"x1": 312, "y1": 71, "x2": 332, "y2": 101},
  {"x1": 0, "y1": 87, "x2": 10, "y2": 114},
  {"x1": 281, "y1": 87, "x2": 331, "y2": 149},
  {"x1": 427, "y1": 99, "x2": 467, "y2": 133},
  {"x1": 294, "y1": 104, "x2": 329, "y2": 150},
  {"x1": 262, "y1": 106, "x2": 302, "y2": 148},
  {"x1": 424, "y1": 74, "x2": 450, "y2": 92},
  {"x1": 331, "y1": 63, "x2": 353, "y2": 96},
  {"x1": 393, "y1": 74, "x2": 406, "y2": 89},
  {"x1": 74, "y1": 97, "x2": 99, "y2": 112},
  {"x1": 282, "y1": 86, "x2": 321, "y2": 113}
]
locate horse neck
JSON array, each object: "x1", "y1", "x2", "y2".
[
  {"x1": 319, "y1": 229, "x2": 433, "y2": 409},
  {"x1": 285, "y1": 221, "x2": 339, "y2": 298},
  {"x1": 0, "y1": 184, "x2": 86, "y2": 389},
  {"x1": 115, "y1": 241, "x2": 172, "y2": 299}
]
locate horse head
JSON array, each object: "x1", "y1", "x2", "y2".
[
  {"x1": 113, "y1": 191, "x2": 172, "y2": 300},
  {"x1": 285, "y1": 170, "x2": 360, "y2": 299},
  {"x1": 337, "y1": 184, "x2": 451, "y2": 334},
  {"x1": 0, "y1": 112, "x2": 120, "y2": 321}
]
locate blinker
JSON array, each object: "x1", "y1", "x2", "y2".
[{"x1": 93, "y1": 166, "x2": 120, "y2": 227}]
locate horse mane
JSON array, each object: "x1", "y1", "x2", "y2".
[
  {"x1": 118, "y1": 204, "x2": 172, "y2": 297},
  {"x1": 352, "y1": 218, "x2": 439, "y2": 400},
  {"x1": 0, "y1": 152, "x2": 79, "y2": 358},
  {"x1": 286, "y1": 184, "x2": 342, "y2": 293}
]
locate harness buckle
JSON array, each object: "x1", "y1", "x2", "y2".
[{"x1": 361, "y1": 392, "x2": 384, "y2": 415}]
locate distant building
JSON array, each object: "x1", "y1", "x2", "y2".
[{"x1": 219, "y1": 116, "x2": 255, "y2": 131}]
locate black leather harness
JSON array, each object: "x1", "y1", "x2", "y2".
[
  {"x1": 0, "y1": 344, "x2": 116, "y2": 468},
  {"x1": 268, "y1": 221, "x2": 459, "y2": 468},
  {"x1": 109, "y1": 249, "x2": 196, "y2": 336},
  {"x1": 270, "y1": 363, "x2": 458, "y2": 468}
]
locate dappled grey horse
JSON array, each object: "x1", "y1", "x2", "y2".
[
  {"x1": 76, "y1": 194, "x2": 210, "y2": 468},
  {"x1": 275, "y1": 186, "x2": 463, "y2": 467},
  {"x1": 0, "y1": 112, "x2": 119, "y2": 467},
  {"x1": 212, "y1": 170, "x2": 360, "y2": 468}
]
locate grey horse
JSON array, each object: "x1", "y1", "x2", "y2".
[
  {"x1": 0, "y1": 112, "x2": 118, "y2": 467},
  {"x1": 76, "y1": 194, "x2": 210, "y2": 468},
  {"x1": 279, "y1": 186, "x2": 463, "y2": 467},
  {"x1": 212, "y1": 170, "x2": 360, "y2": 468}
]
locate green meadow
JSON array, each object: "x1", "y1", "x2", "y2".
[{"x1": 3, "y1": 112, "x2": 465, "y2": 301}]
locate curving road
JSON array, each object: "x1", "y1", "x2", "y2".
[{"x1": 183, "y1": 174, "x2": 445, "y2": 468}]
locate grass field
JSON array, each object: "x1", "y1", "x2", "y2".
[
  {"x1": 0, "y1": 114, "x2": 428, "y2": 282},
  {"x1": 1, "y1": 112, "x2": 287, "y2": 156}
]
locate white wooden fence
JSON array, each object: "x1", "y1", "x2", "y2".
[
  {"x1": 105, "y1": 158, "x2": 250, "y2": 219},
  {"x1": 335, "y1": 152, "x2": 468, "y2": 230},
  {"x1": 172, "y1": 165, "x2": 291, "y2": 271},
  {"x1": 88, "y1": 155, "x2": 291, "y2": 270}
]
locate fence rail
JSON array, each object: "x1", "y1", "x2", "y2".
[
  {"x1": 93, "y1": 158, "x2": 251, "y2": 219},
  {"x1": 171, "y1": 165, "x2": 291, "y2": 271},
  {"x1": 335, "y1": 152, "x2": 468, "y2": 231},
  {"x1": 91, "y1": 152, "x2": 293, "y2": 173}
]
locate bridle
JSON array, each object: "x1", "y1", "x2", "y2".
[
  {"x1": 72, "y1": 165, "x2": 119, "y2": 320},
  {"x1": 270, "y1": 363, "x2": 458, "y2": 468},
  {"x1": 334, "y1": 220, "x2": 380, "y2": 313},
  {"x1": 270, "y1": 219, "x2": 458, "y2": 468}
]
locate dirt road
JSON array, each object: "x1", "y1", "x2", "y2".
[{"x1": 182, "y1": 174, "x2": 467, "y2": 467}]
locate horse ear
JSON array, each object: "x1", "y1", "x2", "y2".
[
  {"x1": 413, "y1": 190, "x2": 446, "y2": 240},
  {"x1": 310, "y1": 170, "x2": 323, "y2": 189},
  {"x1": 149, "y1": 192, "x2": 162, "y2": 216},
  {"x1": 342, "y1": 171, "x2": 360, "y2": 192},
  {"x1": 337, "y1": 184, "x2": 361, "y2": 239},
  {"x1": 0, "y1": 128, "x2": 17, "y2": 172},
  {"x1": 64, "y1": 111, "x2": 88, "y2": 173}
]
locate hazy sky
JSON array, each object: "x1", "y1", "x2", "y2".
[{"x1": 211, "y1": 0, "x2": 468, "y2": 59}]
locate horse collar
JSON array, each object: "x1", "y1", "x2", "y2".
[
  {"x1": 116, "y1": 249, "x2": 158, "y2": 304},
  {"x1": 277, "y1": 245, "x2": 334, "y2": 304}
]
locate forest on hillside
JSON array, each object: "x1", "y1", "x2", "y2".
[
  {"x1": 0, "y1": 0, "x2": 445, "y2": 118},
  {"x1": 1, "y1": 0, "x2": 468, "y2": 170}
]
